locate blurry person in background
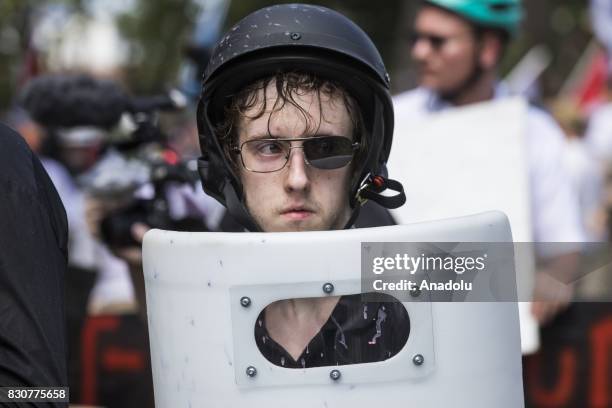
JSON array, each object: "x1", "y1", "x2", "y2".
[
  {"x1": 19, "y1": 74, "x2": 140, "y2": 405},
  {"x1": 19, "y1": 75, "x2": 136, "y2": 316},
  {"x1": 19, "y1": 73, "x2": 218, "y2": 406},
  {"x1": 3, "y1": 107, "x2": 46, "y2": 154},
  {"x1": 585, "y1": 0, "x2": 612, "y2": 233},
  {"x1": 393, "y1": 0, "x2": 585, "y2": 325},
  {"x1": 0, "y1": 122, "x2": 68, "y2": 406},
  {"x1": 551, "y1": 98, "x2": 607, "y2": 242},
  {"x1": 550, "y1": 98, "x2": 612, "y2": 313},
  {"x1": 590, "y1": 0, "x2": 612, "y2": 83},
  {"x1": 585, "y1": 0, "x2": 612, "y2": 170}
]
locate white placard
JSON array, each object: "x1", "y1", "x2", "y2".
[{"x1": 389, "y1": 97, "x2": 538, "y2": 353}]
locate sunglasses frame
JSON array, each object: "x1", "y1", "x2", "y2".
[
  {"x1": 233, "y1": 136, "x2": 360, "y2": 173},
  {"x1": 409, "y1": 31, "x2": 448, "y2": 50},
  {"x1": 408, "y1": 29, "x2": 475, "y2": 52}
]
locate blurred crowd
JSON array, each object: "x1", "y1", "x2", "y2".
[{"x1": 1, "y1": 0, "x2": 612, "y2": 407}]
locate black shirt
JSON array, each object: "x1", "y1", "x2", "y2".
[
  {"x1": 255, "y1": 293, "x2": 410, "y2": 368},
  {"x1": 0, "y1": 123, "x2": 69, "y2": 403}
]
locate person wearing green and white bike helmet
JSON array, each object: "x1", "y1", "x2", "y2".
[
  {"x1": 401, "y1": 0, "x2": 522, "y2": 105},
  {"x1": 394, "y1": 0, "x2": 585, "y2": 326}
]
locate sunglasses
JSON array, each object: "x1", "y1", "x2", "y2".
[
  {"x1": 234, "y1": 136, "x2": 360, "y2": 173},
  {"x1": 408, "y1": 30, "x2": 470, "y2": 51}
]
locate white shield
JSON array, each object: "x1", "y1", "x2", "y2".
[
  {"x1": 389, "y1": 97, "x2": 538, "y2": 353},
  {"x1": 143, "y1": 211, "x2": 523, "y2": 407}
]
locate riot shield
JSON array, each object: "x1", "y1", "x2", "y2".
[{"x1": 143, "y1": 211, "x2": 523, "y2": 407}]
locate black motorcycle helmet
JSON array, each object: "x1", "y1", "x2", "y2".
[{"x1": 197, "y1": 3, "x2": 405, "y2": 231}]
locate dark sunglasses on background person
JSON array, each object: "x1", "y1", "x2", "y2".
[
  {"x1": 408, "y1": 30, "x2": 449, "y2": 50},
  {"x1": 408, "y1": 30, "x2": 474, "y2": 51},
  {"x1": 233, "y1": 135, "x2": 360, "y2": 173}
]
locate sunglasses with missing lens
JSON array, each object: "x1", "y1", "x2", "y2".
[{"x1": 235, "y1": 136, "x2": 360, "y2": 173}]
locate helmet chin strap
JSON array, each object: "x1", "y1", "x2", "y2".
[
  {"x1": 342, "y1": 172, "x2": 407, "y2": 229},
  {"x1": 356, "y1": 173, "x2": 407, "y2": 208},
  {"x1": 343, "y1": 205, "x2": 362, "y2": 229},
  {"x1": 223, "y1": 183, "x2": 263, "y2": 232},
  {"x1": 342, "y1": 93, "x2": 407, "y2": 229}
]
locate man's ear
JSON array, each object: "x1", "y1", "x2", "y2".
[{"x1": 478, "y1": 32, "x2": 503, "y2": 69}]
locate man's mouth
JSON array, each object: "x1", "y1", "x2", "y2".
[
  {"x1": 418, "y1": 65, "x2": 436, "y2": 77},
  {"x1": 280, "y1": 206, "x2": 315, "y2": 220}
]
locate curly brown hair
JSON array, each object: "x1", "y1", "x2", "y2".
[{"x1": 212, "y1": 71, "x2": 367, "y2": 181}]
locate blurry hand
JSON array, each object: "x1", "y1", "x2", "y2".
[
  {"x1": 531, "y1": 270, "x2": 574, "y2": 326},
  {"x1": 114, "y1": 222, "x2": 150, "y2": 267},
  {"x1": 84, "y1": 195, "x2": 149, "y2": 266},
  {"x1": 84, "y1": 195, "x2": 128, "y2": 240}
]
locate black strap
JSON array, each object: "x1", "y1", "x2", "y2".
[
  {"x1": 358, "y1": 176, "x2": 406, "y2": 209},
  {"x1": 343, "y1": 204, "x2": 361, "y2": 229}
]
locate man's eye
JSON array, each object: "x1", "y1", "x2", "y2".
[
  {"x1": 430, "y1": 36, "x2": 446, "y2": 49},
  {"x1": 312, "y1": 140, "x2": 336, "y2": 156},
  {"x1": 318, "y1": 141, "x2": 332, "y2": 152},
  {"x1": 256, "y1": 141, "x2": 284, "y2": 155}
]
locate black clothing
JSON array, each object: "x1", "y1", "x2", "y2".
[
  {"x1": 255, "y1": 294, "x2": 410, "y2": 368},
  {"x1": 354, "y1": 200, "x2": 397, "y2": 228},
  {"x1": 0, "y1": 123, "x2": 69, "y2": 403}
]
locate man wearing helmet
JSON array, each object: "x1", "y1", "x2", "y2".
[
  {"x1": 198, "y1": 4, "x2": 405, "y2": 233},
  {"x1": 196, "y1": 4, "x2": 408, "y2": 367},
  {"x1": 394, "y1": 0, "x2": 584, "y2": 325}
]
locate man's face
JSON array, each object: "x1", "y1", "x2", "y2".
[
  {"x1": 411, "y1": 6, "x2": 479, "y2": 94},
  {"x1": 236, "y1": 83, "x2": 354, "y2": 232}
]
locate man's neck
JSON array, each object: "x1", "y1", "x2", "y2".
[
  {"x1": 443, "y1": 72, "x2": 497, "y2": 107},
  {"x1": 265, "y1": 296, "x2": 341, "y2": 361}
]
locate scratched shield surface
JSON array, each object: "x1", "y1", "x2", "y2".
[{"x1": 142, "y1": 212, "x2": 523, "y2": 407}]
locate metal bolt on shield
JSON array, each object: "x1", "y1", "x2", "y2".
[
  {"x1": 413, "y1": 354, "x2": 425, "y2": 366},
  {"x1": 329, "y1": 369, "x2": 341, "y2": 381},
  {"x1": 246, "y1": 366, "x2": 257, "y2": 377}
]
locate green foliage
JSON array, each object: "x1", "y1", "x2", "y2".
[
  {"x1": 0, "y1": 0, "x2": 84, "y2": 109},
  {"x1": 0, "y1": 0, "x2": 601, "y2": 110},
  {"x1": 116, "y1": 0, "x2": 200, "y2": 94}
]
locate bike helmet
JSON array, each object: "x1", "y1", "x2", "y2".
[{"x1": 424, "y1": 0, "x2": 522, "y2": 37}]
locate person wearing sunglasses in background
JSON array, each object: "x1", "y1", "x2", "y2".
[
  {"x1": 195, "y1": 3, "x2": 409, "y2": 367},
  {"x1": 393, "y1": 0, "x2": 584, "y2": 326}
]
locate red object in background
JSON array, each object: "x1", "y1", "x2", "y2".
[
  {"x1": 81, "y1": 316, "x2": 120, "y2": 405},
  {"x1": 526, "y1": 347, "x2": 577, "y2": 406},
  {"x1": 18, "y1": 43, "x2": 41, "y2": 87},
  {"x1": 162, "y1": 149, "x2": 180, "y2": 166},
  {"x1": 524, "y1": 304, "x2": 612, "y2": 407},
  {"x1": 573, "y1": 50, "x2": 608, "y2": 113},
  {"x1": 78, "y1": 314, "x2": 154, "y2": 408}
]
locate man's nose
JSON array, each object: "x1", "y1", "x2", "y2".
[
  {"x1": 284, "y1": 147, "x2": 310, "y2": 192},
  {"x1": 411, "y1": 37, "x2": 431, "y2": 61}
]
